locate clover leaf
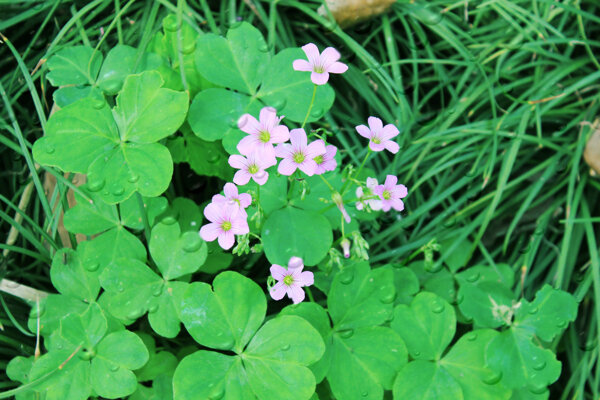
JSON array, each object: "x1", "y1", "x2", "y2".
[
  {"x1": 34, "y1": 70, "x2": 189, "y2": 204},
  {"x1": 174, "y1": 271, "x2": 325, "y2": 400}
]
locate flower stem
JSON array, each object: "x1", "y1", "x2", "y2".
[
  {"x1": 301, "y1": 84, "x2": 318, "y2": 129},
  {"x1": 306, "y1": 286, "x2": 315, "y2": 302},
  {"x1": 341, "y1": 148, "x2": 372, "y2": 195},
  {"x1": 318, "y1": 174, "x2": 335, "y2": 192}
]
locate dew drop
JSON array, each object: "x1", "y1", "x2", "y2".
[
  {"x1": 482, "y1": 370, "x2": 502, "y2": 385},
  {"x1": 87, "y1": 178, "x2": 105, "y2": 192},
  {"x1": 310, "y1": 108, "x2": 324, "y2": 118},
  {"x1": 361, "y1": 391, "x2": 368, "y2": 397},
  {"x1": 112, "y1": 185, "x2": 124, "y2": 196},
  {"x1": 182, "y1": 235, "x2": 202, "y2": 252},
  {"x1": 230, "y1": 21, "x2": 243, "y2": 29},
  {"x1": 55, "y1": 343, "x2": 64, "y2": 350},
  {"x1": 92, "y1": 99, "x2": 105, "y2": 109},
  {"x1": 466, "y1": 332, "x2": 477, "y2": 341},
  {"x1": 466, "y1": 272, "x2": 480, "y2": 283},
  {"x1": 338, "y1": 328, "x2": 354, "y2": 338},
  {"x1": 557, "y1": 320, "x2": 568, "y2": 329},
  {"x1": 379, "y1": 290, "x2": 396, "y2": 304},
  {"x1": 164, "y1": 18, "x2": 181, "y2": 32},
  {"x1": 528, "y1": 307, "x2": 538, "y2": 314},
  {"x1": 228, "y1": 119, "x2": 239, "y2": 129},
  {"x1": 424, "y1": 262, "x2": 443, "y2": 273},
  {"x1": 222, "y1": 338, "x2": 235, "y2": 349},
  {"x1": 181, "y1": 41, "x2": 196, "y2": 54},
  {"x1": 117, "y1": 282, "x2": 125, "y2": 292},
  {"x1": 152, "y1": 283, "x2": 164, "y2": 297},
  {"x1": 127, "y1": 309, "x2": 144, "y2": 320},
  {"x1": 78, "y1": 350, "x2": 94, "y2": 361},
  {"x1": 271, "y1": 98, "x2": 287, "y2": 111},
  {"x1": 412, "y1": 351, "x2": 421, "y2": 357},
  {"x1": 431, "y1": 300, "x2": 445, "y2": 313},
  {"x1": 281, "y1": 344, "x2": 291, "y2": 351},
  {"x1": 207, "y1": 153, "x2": 220, "y2": 163},
  {"x1": 456, "y1": 293, "x2": 465, "y2": 304},
  {"x1": 258, "y1": 42, "x2": 269, "y2": 52},
  {"x1": 339, "y1": 269, "x2": 354, "y2": 284},
  {"x1": 110, "y1": 364, "x2": 120, "y2": 372},
  {"x1": 127, "y1": 173, "x2": 139, "y2": 183},
  {"x1": 148, "y1": 304, "x2": 159, "y2": 314},
  {"x1": 532, "y1": 360, "x2": 546, "y2": 371},
  {"x1": 45, "y1": 144, "x2": 55, "y2": 154},
  {"x1": 85, "y1": 263, "x2": 99, "y2": 272},
  {"x1": 162, "y1": 216, "x2": 177, "y2": 225},
  {"x1": 30, "y1": 303, "x2": 45, "y2": 319},
  {"x1": 208, "y1": 388, "x2": 225, "y2": 400},
  {"x1": 527, "y1": 382, "x2": 547, "y2": 395}
]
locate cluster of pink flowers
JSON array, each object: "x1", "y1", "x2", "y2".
[
  {"x1": 269, "y1": 256, "x2": 314, "y2": 304},
  {"x1": 356, "y1": 175, "x2": 408, "y2": 212}
]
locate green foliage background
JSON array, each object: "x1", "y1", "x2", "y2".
[{"x1": 1, "y1": 0, "x2": 600, "y2": 398}]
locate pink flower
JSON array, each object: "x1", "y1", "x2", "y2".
[
  {"x1": 356, "y1": 116, "x2": 400, "y2": 153},
  {"x1": 199, "y1": 202, "x2": 249, "y2": 250},
  {"x1": 341, "y1": 238, "x2": 351, "y2": 259},
  {"x1": 228, "y1": 150, "x2": 276, "y2": 186},
  {"x1": 212, "y1": 183, "x2": 252, "y2": 217},
  {"x1": 269, "y1": 258, "x2": 314, "y2": 304},
  {"x1": 275, "y1": 129, "x2": 326, "y2": 176},
  {"x1": 313, "y1": 141, "x2": 337, "y2": 175},
  {"x1": 374, "y1": 175, "x2": 408, "y2": 212},
  {"x1": 292, "y1": 43, "x2": 348, "y2": 85},
  {"x1": 356, "y1": 177, "x2": 383, "y2": 211},
  {"x1": 332, "y1": 192, "x2": 351, "y2": 223},
  {"x1": 237, "y1": 107, "x2": 290, "y2": 163}
]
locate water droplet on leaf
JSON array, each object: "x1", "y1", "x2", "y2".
[
  {"x1": 466, "y1": 332, "x2": 477, "y2": 341},
  {"x1": 127, "y1": 309, "x2": 144, "y2": 320},
  {"x1": 379, "y1": 290, "x2": 395, "y2": 304},
  {"x1": 361, "y1": 391, "x2": 368, "y2": 397},
  {"x1": 182, "y1": 234, "x2": 202, "y2": 252},
  {"x1": 310, "y1": 108, "x2": 324, "y2": 118},
  {"x1": 127, "y1": 174, "x2": 139, "y2": 183},
  {"x1": 527, "y1": 382, "x2": 547, "y2": 395},
  {"x1": 431, "y1": 300, "x2": 445, "y2": 313},
  {"x1": 281, "y1": 344, "x2": 291, "y2": 351},
  {"x1": 164, "y1": 18, "x2": 181, "y2": 32},
  {"x1": 87, "y1": 178, "x2": 105, "y2": 192},
  {"x1": 466, "y1": 272, "x2": 480, "y2": 283},
  {"x1": 181, "y1": 41, "x2": 195, "y2": 54},
  {"x1": 258, "y1": 42, "x2": 269, "y2": 52},
  {"x1": 45, "y1": 144, "x2": 55, "y2": 154},
  {"x1": 533, "y1": 360, "x2": 546, "y2": 371},
  {"x1": 229, "y1": 21, "x2": 243, "y2": 29},
  {"x1": 92, "y1": 99, "x2": 105, "y2": 109},
  {"x1": 152, "y1": 284, "x2": 164, "y2": 297},
  {"x1": 148, "y1": 304, "x2": 159, "y2": 313},
  {"x1": 557, "y1": 320, "x2": 568, "y2": 329},
  {"x1": 110, "y1": 364, "x2": 120, "y2": 372},
  {"x1": 85, "y1": 263, "x2": 99, "y2": 272},
  {"x1": 117, "y1": 282, "x2": 125, "y2": 292},
  {"x1": 338, "y1": 329, "x2": 354, "y2": 338},
  {"x1": 339, "y1": 269, "x2": 354, "y2": 284},
  {"x1": 112, "y1": 185, "x2": 124, "y2": 196},
  {"x1": 271, "y1": 98, "x2": 286, "y2": 111},
  {"x1": 162, "y1": 216, "x2": 177, "y2": 225},
  {"x1": 208, "y1": 388, "x2": 225, "y2": 400},
  {"x1": 482, "y1": 370, "x2": 502, "y2": 385}
]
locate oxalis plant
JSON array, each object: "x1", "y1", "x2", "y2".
[{"x1": 6, "y1": 15, "x2": 579, "y2": 400}]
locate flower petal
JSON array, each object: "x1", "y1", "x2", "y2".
[
  {"x1": 238, "y1": 193, "x2": 252, "y2": 208},
  {"x1": 381, "y1": 124, "x2": 400, "y2": 140},
  {"x1": 253, "y1": 171, "x2": 269, "y2": 185},
  {"x1": 259, "y1": 107, "x2": 278, "y2": 130},
  {"x1": 369, "y1": 142, "x2": 385, "y2": 152},
  {"x1": 298, "y1": 160, "x2": 317, "y2": 176},
  {"x1": 301, "y1": 43, "x2": 320, "y2": 66},
  {"x1": 384, "y1": 140, "x2": 399, "y2": 154},
  {"x1": 203, "y1": 203, "x2": 223, "y2": 223},
  {"x1": 289, "y1": 285, "x2": 306, "y2": 304},
  {"x1": 236, "y1": 136, "x2": 258, "y2": 156},
  {"x1": 278, "y1": 158, "x2": 297, "y2": 175},
  {"x1": 311, "y1": 71, "x2": 329, "y2": 85},
  {"x1": 328, "y1": 61, "x2": 348, "y2": 74},
  {"x1": 271, "y1": 125, "x2": 290, "y2": 144},
  {"x1": 289, "y1": 128, "x2": 308, "y2": 149},
  {"x1": 299, "y1": 270, "x2": 314, "y2": 286},
  {"x1": 228, "y1": 154, "x2": 247, "y2": 169},
  {"x1": 231, "y1": 217, "x2": 249, "y2": 235},
  {"x1": 238, "y1": 114, "x2": 260, "y2": 134},
  {"x1": 217, "y1": 230, "x2": 235, "y2": 250},
  {"x1": 223, "y1": 183, "x2": 238, "y2": 199},
  {"x1": 274, "y1": 143, "x2": 291, "y2": 159},
  {"x1": 306, "y1": 140, "x2": 326, "y2": 158},
  {"x1": 394, "y1": 184, "x2": 408, "y2": 198},
  {"x1": 293, "y1": 59, "x2": 313, "y2": 72},
  {"x1": 355, "y1": 124, "x2": 372, "y2": 139},
  {"x1": 199, "y1": 223, "x2": 220, "y2": 242},
  {"x1": 233, "y1": 170, "x2": 251, "y2": 186},
  {"x1": 270, "y1": 282, "x2": 287, "y2": 300},
  {"x1": 212, "y1": 193, "x2": 226, "y2": 204},
  {"x1": 367, "y1": 116, "x2": 383, "y2": 133},
  {"x1": 384, "y1": 175, "x2": 398, "y2": 187},
  {"x1": 391, "y1": 199, "x2": 405, "y2": 212},
  {"x1": 270, "y1": 264, "x2": 287, "y2": 280}
]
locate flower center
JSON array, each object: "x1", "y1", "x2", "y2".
[
  {"x1": 314, "y1": 155, "x2": 324, "y2": 165},
  {"x1": 283, "y1": 275, "x2": 294, "y2": 286},
  {"x1": 382, "y1": 190, "x2": 391, "y2": 200},
  {"x1": 372, "y1": 137, "x2": 381, "y2": 144},
  {"x1": 314, "y1": 65, "x2": 325, "y2": 73},
  {"x1": 293, "y1": 152, "x2": 305, "y2": 164},
  {"x1": 259, "y1": 130, "x2": 270, "y2": 143},
  {"x1": 248, "y1": 164, "x2": 259, "y2": 174},
  {"x1": 221, "y1": 221, "x2": 232, "y2": 231}
]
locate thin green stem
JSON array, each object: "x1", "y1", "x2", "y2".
[{"x1": 301, "y1": 84, "x2": 317, "y2": 129}]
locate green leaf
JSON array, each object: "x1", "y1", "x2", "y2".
[
  {"x1": 46, "y1": 46, "x2": 102, "y2": 86},
  {"x1": 97, "y1": 44, "x2": 138, "y2": 94},
  {"x1": 63, "y1": 190, "x2": 119, "y2": 235},
  {"x1": 409, "y1": 261, "x2": 456, "y2": 304},
  {"x1": 455, "y1": 264, "x2": 515, "y2": 289},
  {"x1": 258, "y1": 173, "x2": 288, "y2": 215},
  {"x1": 28, "y1": 294, "x2": 88, "y2": 338},
  {"x1": 53, "y1": 86, "x2": 98, "y2": 108},
  {"x1": 392, "y1": 292, "x2": 455, "y2": 360},
  {"x1": 148, "y1": 281, "x2": 188, "y2": 338},
  {"x1": 179, "y1": 272, "x2": 266, "y2": 353},
  {"x1": 113, "y1": 71, "x2": 189, "y2": 143},
  {"x1": 59, "y1": 303, "x2": 107, "y2": 349},
  {"x1": 50, "y1": 248, "x2": 100, "y2": 302},
  {"x1": 511, "y1": 387, "x2": 548, "y2": 399},
  {"x1": 440, "y1": 237, "x2": 473, "y2": 272},
  {"x1": 486, "y1": 328, "x2": 561, "y2": 390},
  {"x1": 91, "y1": 330, "x2": 149, "y2": 399},
  {"x1": 257, "y1": 48, "x2": 335, "y2": 122},
  {"x1": 149, "y1": 221, "x2": 207, "y2": 280},
  {"x1": 457, "y1": 280, "x2": 516, "y2": 329},
  {"x1": 195, "y1": 22, "x2": 269, "y2": 94},
  {"x1": 33, "y1": 97, "x2": 119, "y2": 173},
  {"x1": 328, "y1": 326, "x2": 407, "y2": 400},
  {"x1": 168, "y1": 197, "x2": 203, "y2": 232},
  {"x1": 173, "y1": 351, "x2": 255, "y2": 400},
  {"x1": 392, "y1": 266, "x2": 420, "y2": 305},
  {"x1": 280, "y1": 303, "x2": 332, "y2": 383},
  {"x1": 119, "y1": 195, "x2": 169, "y2": 230},
  {"x1": 7, "y1": 356, "x2": 33, "y2": 383},
  {"x1": 441, "y1": 330, "x2": 511, "y2": 400},
  {"x1": 78, "y1": 226, "x2": 147, "y2": 272},
  {"x1": 262, "y1": 206, "x2": 333, "y2": 266},
  {"x1": 328, "y1": 263, "x2": 395, "y2": 330},
  {"x1": 136, "y1": 350, "x2": 178, "y2": 382},
  {"x1": 243, "y1": 315, "x2": 325, "y2": 400},
  {"x1": 182, "y1": 130, "x2": 234, "y2": 180},
  {"x1": 515, "y1": 284, "x2": 577, "y2": 342},
  {"x1": 393, "y1": 360, "x2": 463, "y2": 400},
  {"x1": 29, "y1": 349, "x2": 91, "y2": 400},
  {"x1": 203, "y1": 241, "x2": 234, "y2": 274},
  {"x1": 188, "y1": 88, "x2": 261, "y2": 146}
]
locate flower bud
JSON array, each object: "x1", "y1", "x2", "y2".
[
  {"x1": 341, "y1": 238, "x2": 351, "y2": 258},
  {"x1": 288, "y1": 256, "x2": 303, "y2": 270}
]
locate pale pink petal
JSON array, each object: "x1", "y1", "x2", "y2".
[
  {"x1": 366, "y1": 177, "x2": 378, "y2": 189},
  {"x1": 270, "y1": 282, "x2": 287, "y2": 300},
  {"x1": 218, "y1": 231, "x2": 235, "y2": 250},
  {"x1": 298, "y1": 160, "x2": 317, "y2": 176},
  {"x1": 238, "y1": 193, "x2": 252, "y2": 208},
  {"x1": 293, "y1": 59, "x2": 313, "y2": 72},
  {"x1": 289, "y1": 285, "x2": 306, "y2": 304},
  {"x1": 199, "y1": 223, "x2": 220, "y2": 242},
  {"x1": 270, "y1": 125, "x2": 290, "y2": 144},
  {"x1": 328, "y1": 61, "x2": 348, "y2": 74},
  {"x1": 228, "y1": 154, "x2": 247, "y2": 169},
  {"x1": 391, "y1": 199, "x2": 405, "y2": 212},
  {"x1": 299, "y1": 271, "x2": 314, "y2": 286},
  {"x1": 233, "y1": 170, "x2": 251, "y2": 186},
  {"x1": 270, "y1": 264, "x2": 287, "y2": 280},
  {"x1": 369, "y1": 142, "x2": 385, "y2": 152},
  {"x1": 212, "y1": 194, "x2": 226, "y2": 204},
  {"x1": 374, "y1": 185, "x2": 385, "y2": 198},
  {"x1": 368, "y1": 116, "x2": 383, "y2": 132},
  {"x1": 384, "y1": 141, "x2": 399, "y2": 154},
  {"x1": 384, "y1": 175, "x2": 398, "y2": 187},
  {"x1": 274, "y1": 143, "x2": 291, "y2": 158},
  {"x1": 355, "y1": 201, "x2": 364, "y2": 211},
  {"x1": 253, "y1": 171, "x2": 269, "y2": 185},
  {"x1": 381, "y1": 124, "x2": 400, "y2": 140},
  {"x1": 289, "y1": 129, "x2": 308, "y2": 149},
  {"x1": 231, "y1": 218, "x2": 249, "y2": 234},
  {"x1": 301, "y1": 43, "x2": 320, "y2": 66},
  {"x1": 311, "y1": 71, "x2": 329, "y2": 85},
  {"x1": 394, "y1": 184, "x2": 408, "y2": 198},
  {"x1": 203, "y1": 203, "x2": 223, "y2": 223},
  {"x1": 223, "y1": 183, "x2": 238, "y2": 198},
  {"x1": 238, "y1": 114, "x2": 260, "y2": 134},
  {"x1": 305, "y1": 140, "x2": 326, "y2": 158},
  {"x1": 325, "y1": 144, "x2": 337, "y2": 159},
  {"x1": 322, "y1": 158, "x2": 337, "y2": 172},
  {"x1": 369, "y1": 200, "x2": 383, "y2": 211},
  {"x1": 321, "y1": 47, "x2": 341, "y2": 67},
  {"x1": 237, "y1": 136, "x2": 258, "y2": 156},
  {"x1": 355, "y1": 125, "x2": 372, "y2": 139},
  {"x1": 381, "y1": 202, "x2": 391, "y2": 212},
  {"x1": 278, "y1": 158, "x2": 297, "y2": 175},
  {"x1": 260, "y1": 107, "x2": 278, "y2": 130},
  {"x1": 257, "y1": 146, "x2": 277, "y2": 166},
  {"x1": 288, "y1": 257, "x2": 304, "y2": 269}
]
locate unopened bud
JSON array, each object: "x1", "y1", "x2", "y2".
[
  {"x1": 341, "y1": 238, "x2": 351, "y2": 258},
  {"x1": 288, "y1": 256, "x2": 303, "y2": 269}
]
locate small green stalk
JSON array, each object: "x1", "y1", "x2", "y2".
[{"x1": 301, "y1": 84, "x2": 318, "y2": 129}]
